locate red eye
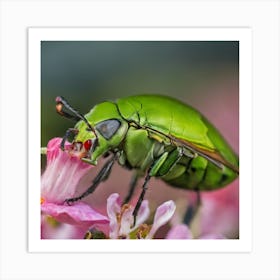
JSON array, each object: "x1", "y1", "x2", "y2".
[{"x1": 84, "y1": 139, "x2": 92, "y2": 151}]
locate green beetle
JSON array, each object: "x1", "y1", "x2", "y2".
[{"x1": 56, "y1": 94, "x2": 239, "y2": 220}]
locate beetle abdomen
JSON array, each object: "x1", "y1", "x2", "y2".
[
  {"x1": 161, "y1": 154, "x2": 237, "y2": 191},
  {"x1": 116, "y1": 94, "x2": 238, "y2": 190}
]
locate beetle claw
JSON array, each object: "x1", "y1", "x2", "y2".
[
  {"x1": 64, "y1": 198, "x2": 75, "y2": 206},
  {"x1": 132, "y1": 214, "x2": 137, "y2": 228}
]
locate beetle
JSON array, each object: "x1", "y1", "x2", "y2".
[{"x1": 55, "y1": 94, "x2": 239, "y2": 222}]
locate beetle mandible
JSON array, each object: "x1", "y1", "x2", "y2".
[{"x1": 56, "y1": 94, "x2": 239, "y2": 222}]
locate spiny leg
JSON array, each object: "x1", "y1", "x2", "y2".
[
  {"x1": 65, "y1": 153, "x2": 118, "y2": 204},
  {"x1": 183, "y1": 189, "x2": 201, "y2": 225},
  {"x1": 132, "y1": 173, "x2": 151, "y2": 226},
  {"x1": 132, "y1": 148, "x2": 184, "y2": 225},
  {"x1": 193, "y1": 189, "x2": 201, "y2": 218},
  {"x1": 123, "y1": 172, "x2": 139, "y2": 205}
]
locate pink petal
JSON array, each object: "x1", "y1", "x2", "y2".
[
  {"x1": 119, "y1": 206, "x2": 134, "y2": 237},
  {"x1": 147, "y1": 200, "x2": 176, "y2": 239},
  {"x1": 199, "y1": 233, "x2": 225, "y2": 239},
  {"x1": 118, "y1": 200, "x2": 150, "y2": 234},
  {"x1": 200, "y1": 181, "x2": 239, "y2": 238},
  {"x1": 166, "y1": 224, "x2": 193, "y2": 239},
  {"x1": 41, "y1": 216, "x2": 87, "y2": 239},
  {"x1": 199, "y1": 198, "x2": 238, "y2": 238},
  {"x1": 107, "y1": 195, "x2": 150, "y2": 238},
  {"x1": 107, "y1": 193, "x2": 121, "y2": 239},
  {"x1": 131, "y1": 200, "x2": 150, "y2": 230},
  {"x1": 41, "y1": 138, "x2": 94, "y2": 204},
  {"x1": 41, "y1": 201, "x2": 109, "y2": 228},
  {"x1": 45, "y1": 138, "x2": 72, "y2": 162}
]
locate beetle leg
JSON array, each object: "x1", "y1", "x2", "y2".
[
  {"x1": 132, "y1": 148, "x2": 184, "y2": 225},
  {"x1": 123, "y1": 172, "x2": 139, "y2": 204},
  {"x1": 182, "y1": 148, "x2": 196, "y2": 158},
  {"x1": 183, "y1": 189, "x2": 201, "y2": 226},
  {"x1": 60, "y1": 128, "x2": 79, "y2": 150},
  {"x1": 193, "y1": 189, "x2": 202, "y2": 219},
  {"x1": 132, "y1": 172, "x2": 151, "y2": 226},
  {"x1": 64, "y1": 153, "x2": 118, "y2": 204}
]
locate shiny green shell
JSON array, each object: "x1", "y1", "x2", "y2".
[{"x1": 75, "y1": 94, "x2": 239, "y2": 191}]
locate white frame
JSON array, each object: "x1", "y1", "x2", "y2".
[
  {"x1": 1, "y1": 1, "x2": 279, "y2": 279},
  {"x1": 28, "y1": 27, "x2": 252, "y2": 253}
]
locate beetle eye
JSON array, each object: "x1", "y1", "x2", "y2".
[
  {"x1": 83, "y1": 139, "x2": 92, "y2": 151},
  {"x1": 95, "y1": 119, "x2": 121, "y2": 140}
]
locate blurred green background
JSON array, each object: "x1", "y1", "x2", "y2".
[{"x1": 41, "y1": 41, "x2": 239, "y2": 148}]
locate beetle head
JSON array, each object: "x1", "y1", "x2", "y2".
[{"x1": 72, "y1": 101, "x2": 128, "y2": 164}]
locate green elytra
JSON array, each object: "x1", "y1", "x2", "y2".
[{"x1": 56, "y1": 95, "x2": 239, "y2": 219}]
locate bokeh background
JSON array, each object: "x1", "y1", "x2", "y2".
[{"x1": 41, "y1": 41, "x2": 239, "y2": 238}]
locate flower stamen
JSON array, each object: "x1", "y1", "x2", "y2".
[{"x1": 136, "y1": 224, "x2": 150, "y2": 239}]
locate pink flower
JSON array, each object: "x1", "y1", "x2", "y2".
[
  {"x1": 168, "y1": 181, "x2": 239, "y2": 239},
  {"x1": 166, "y1": 224, "x2": 193, "y2": 239},
  {"x1": 198, "y1": 181, "x2": 239, "y2": 238},
  {"x1": 166, "y1": 224, "x2": 225, "y2": 239},
  {"x1": 41, "y1": 138, "x2": 109, "y2": 236},
  {"x1": 41, "y1": 137, "x2": 237, "y2": 240},
  {"x1": 41, "y1": 138, "x2": 92, "y2": 204},
  {"x1": 87, "y1": 193, "x2": 223, "y2": 240},
  {"x1": 104, "y1": 193, "x2": 176, "y2": 239},
  {"x1": 41, "y1": 215, "x2": 87, "y2": 239}
]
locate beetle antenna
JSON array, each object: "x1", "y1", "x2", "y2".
[
  {"x1": 55, "y1": 98, "x2": 80, "y2": 122},
  {"x1": 56, "y1": 96, "x2": 98, "y2": 138}
]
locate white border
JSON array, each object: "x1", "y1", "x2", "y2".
[
  {"x1": 28, "y1": 27, "x2": 252, "y2": 253},
  {"x1": 1, "y1": 1, "x2": 279, "y2": 280}
]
